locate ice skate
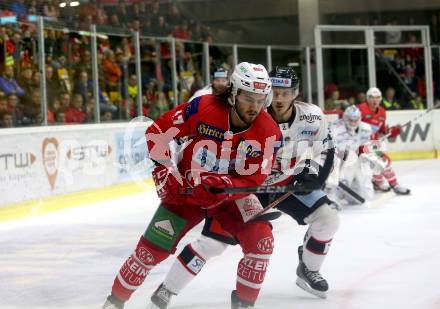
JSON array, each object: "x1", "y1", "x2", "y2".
[
  {"x1": 296, "y1": 246, "x2": 328, "y2": 299},
  {"x1": 148, "y1": 283, "x2": 175, "y2": 309},
  {"x1": 231, "y1": 290, "x2": 254, "y2": 308},
  {"x1": 391, "y1": 184, "x2": 410, "y2": 195},
  {"x1": 102, "y1": 295, "x2": 124, "y2": 309},
  {"x1": 373, "y1": 181, "x2": 391, "y2": 192}
]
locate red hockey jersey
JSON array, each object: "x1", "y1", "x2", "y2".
[
  {"x1": 146, "y1": 95, "x2": 282, "y2": 201},
  {"x1": 358, "y1": 102, "x2": 387, "y2": 136}
]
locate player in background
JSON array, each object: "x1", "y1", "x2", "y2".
[
  {"x1": 327, "y1": 106, "x2": 378, "y2": 206},
  {"x1": 148, "y1": 67, "x2": 340, "y2": 309},
  {"x1": 102, "y1": 62, "x2": 282, "y2": 309},
  {"x1": 358, "y1": 87, "x2": 410, "y2": 195},
  {"x1": 188, "y1": 67, "x2": 229, "y2": 101}
]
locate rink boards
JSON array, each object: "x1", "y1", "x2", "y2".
[{"x1": 0, "y1": 110, "x2": 439, "y2": 217}]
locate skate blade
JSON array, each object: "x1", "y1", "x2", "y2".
[{"x1": 295, "y1": 277, "x2": 327, "y2": 299}]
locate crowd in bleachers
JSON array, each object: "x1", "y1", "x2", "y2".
[
  {"x1": 0, "y1": 1, "x2": 439, "y2": 128},
  {"x1": 0, "y1": 0, "x2": 223, "y2": 128}
]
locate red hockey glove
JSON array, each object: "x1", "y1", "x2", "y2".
[
  {"x1": 192, "y1": 174, "x2": 233, "y2": 209},
  {"x1": 388, "y1": 125, "x2": 401, "y2": 138},
  {"x1": 152, "y1": 163, "x2": 185, "y2": 204}
]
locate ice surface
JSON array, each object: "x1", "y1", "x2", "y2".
[{"x1": 1, "y1": 159, "x2": 439, "y2": 309}]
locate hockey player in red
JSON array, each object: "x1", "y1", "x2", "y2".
[
  {"x1": 358, "y1": 87, "x2": 410, "y2": 194},
  {"x1": 148, "y1": 67, "x2": 340, "y2": 309},
  {"x1": 102, "y1": 62, "x2": 282, "y2": 309}
]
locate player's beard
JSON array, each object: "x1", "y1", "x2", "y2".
[{"x1": 241, "y1": 108, "x2": 259, "y2": 125}]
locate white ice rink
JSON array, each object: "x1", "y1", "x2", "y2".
[{"x1": 1, "y1": 159, "x2": 439, "y2": 309}]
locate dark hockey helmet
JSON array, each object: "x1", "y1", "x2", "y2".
[{"x1": 269, "y1": 66, "x2": 299, "y2": 91}]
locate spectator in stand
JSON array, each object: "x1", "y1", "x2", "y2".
[
  {"x1": 84, "y1": 99, "x2": 95, "y2": 123},
  {"x1": 0, "y1": 95, "x2": 8, "y2": 114},
  {"x1": 403, "y1": 34, "x2": 423, "y2": 60},
  {"x1": 75, "y1": 50, "x2": 93, "y2": 77},
  {"x1": 18, "y1": 67, "x2": 34, "y2": 99},
  {"x1": 73, "y1": 70, "x2": 93, "y2": 102},
  {"x1": 325, "y1": 89, "x2": 344, "y2": 110},
  {"x1": 126, "y1": 74, "x2": 138, "y2": 101},
  {"x1": 155, "y1": 16, "x2": 172, "y2": 37},
  {"x1": 59, "y1": 92, "x2": 71, "y2": 111},
  {"x1": 43, "y1": 0, "x2": 60, "y2": 21},
  {"x1": 430, "y1": 14, "x2": 439, "y2": 44},
  {"x1": 6, "y1": 93, "x2": 24, "y2": 126},
  {"x1": 32, "y1": 71, "x2": 40, "y2": 89},
  {"x1": 55, "y1": 111, "x2": 66, "y2": 124},
  {"x1": 101, "y1": 111, "x2": 113, "y2": 122},
  {"x1": 109, "y1": 14, "x2": 121, "y2": 29},
  {"x1": 167, "y1": 3, "x2": 184, "y2": 28},
  {"x1": 115, "y1": 0, "x2": 129, "y2": 25},
  {"x1": 383, "y1": 87, "x2": 401, "y2": 110},
  {"x1": 102, "y1": 49, "x2": 122, "y2": 92},
  {"x1": 142, "y1": 18, "x2": 153, "y2": 35},
  {"x1": 409, "y1": 95, "x2": 425, "y2": 110},
  {"x1": 0, "y1": 65, "x2": 25, "y2": 97},
  {"x1": 174, "y1": 20, "x2": 192, "y2": 40},
  {"x1": 148, "y1": 91, "x2": 170, "y2": 119},
  {"x1": 130, "y1": 20, "x2": 142, "y2": 33},
  {"x1": 45, "y1": 30, "x2": 61, "y2": 59},
  {"x1": 23, "y1": 89, "x2": 42, "y2": 125},
  {"x1": 47, "y1": 98, "x2": 61, "y2": 124},
  {"x1": 0, "y1": 111, "x2": 13, "y2": 128},
  {"x1": 385, "y1": 19, "x2": 402, "y2": 44},
  {"x1": 65, "y1": 94, "x2": 86, "y2": 124},
  {"x1": 130, "y1": 3, "x2": 142, "y2": 21},
  {"x1": 45, "y1": 65, "x2": 60, "y2": 103}
]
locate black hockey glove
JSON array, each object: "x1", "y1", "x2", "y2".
[{"x1": 292, "y1": 170, "x2": 323, "y2": 195}]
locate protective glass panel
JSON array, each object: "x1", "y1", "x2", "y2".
[
  {"x1": 374, "y1": 29, "x2": 423, "y2": 45},
  {"x1": 322, "y1": 49, "x2": 369, "y2": 112},
  {"x1": 237, "y1": 47, "x2": 267, "y2": 68},
  {"x1": 433, "y1": 47, "x2": 440, "y2": 106},
  {"x1": 139, "y1": 38, "x2": 174, "y2": 119},
  {"x1": 1, "y1": 20, "x2": 40, "y2": 128},
  {"x1": 209, "y1": 44, "x2": 234, "y2": 75},
  {"x1": 375, "y1": 47, "x2": 426, "y2": 110},
  {"x1": 175, "y1": 40, "x2": 204, "y2": 103},
  {"x1": 321, "y1": 31, "x2": 365, "y2": 45},
  {"x1": 271, "y1": 48, "x2": 310, "y2": 101}
]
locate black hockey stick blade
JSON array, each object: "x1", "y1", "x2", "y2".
[
  {"x1": 338, "y1": 181, "x2": 365, "y2": 204},
  {"x1": 181, "y1": 184, "x2": 301, "y2": 195}
]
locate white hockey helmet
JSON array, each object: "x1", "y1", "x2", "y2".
[
  {"x1": 343, "y1": 105, "x2": 361, "y2": 131},
  {"x1": 228, "y1": 62, "x2": 273, "y2": 108},
  {"x1": 366, "y1": 87, "x2": 382, "y2": 99}
]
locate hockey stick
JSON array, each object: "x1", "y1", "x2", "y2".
[
  {"x1": 247, "y1": 192, "x2": 292, "y2": 222},
  {"x1": 379, "y1": 100, "x2": 440, "y2": 141},
  {"x1": 338, "y1": 181, "x2": 365, "y2": 204},
  {"x1": 181, "y1": 183, "x2": 305, "y2": 195}
]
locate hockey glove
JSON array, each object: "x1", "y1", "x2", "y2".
[
  {"x1": 292, "y1": 170, "x2": 322, "y2": 195},
  {"x1": 192, "y1": 174, "x2": 233, "y2": 209},
  {"x1": 387, "y1": 125, "x2": 401, "y2": 138},
  {"x1": 152, "y1": 162, "x2": 185, "y2": 204}
]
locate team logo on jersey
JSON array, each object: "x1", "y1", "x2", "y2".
[
  {"x1": 301, "y1": 129, "x2": 318, "y2": 136},
  {"x1": 154, "y1": 220, "x2": 175, "y2": 237},
  {"x1": 136, "y1": 247, "x2": 155, "y2": 264},
  {"x1": 253, "y1": 81, "x2": 267, "y2": 90},
  {"x1": 257, "y1": 237, "x2": 274, "y2": 253},
  {"x1": 184, "y1": 97, "x2": 201, "y2": 120},
  {"x1": 270, "y1": 77, "x2": 292, "y2": 88},
  {"x1": 299, "y1": 113, "x2": 322, "y2": 123},
  {"x1": 197, "y1": 122, "x2": 226, "y2": 141},
  {"x1": 237, "y1": 139, "x2": 262, "y2": 158}
]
